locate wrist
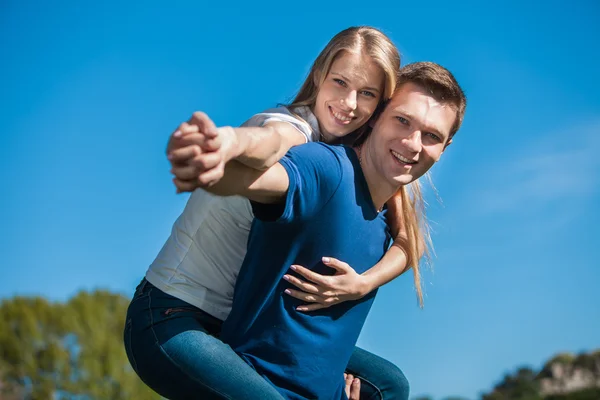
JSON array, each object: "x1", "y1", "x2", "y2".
[
  {"x1": 219, "y1": 126, "x2": 242, "y2": 162},
  {"x1": 356, "y1": 273, "x2": 375, "y2": 298}
]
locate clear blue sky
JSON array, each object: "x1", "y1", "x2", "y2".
[{"x1": 1, "y1": 1, "x2": 599, "y2": 398}]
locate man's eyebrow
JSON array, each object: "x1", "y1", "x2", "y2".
[
  {"x1": 330, "y1": 72, "x2": 381, "y2": 93},
  {"x1": 394, "y1": 109, "x2": 448, "y2": 139}
]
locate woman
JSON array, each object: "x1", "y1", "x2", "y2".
[{"x1": 125, "y1": 26, "x2": 423, "y2": 399}]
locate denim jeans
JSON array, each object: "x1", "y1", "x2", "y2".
[{"x1": 124, "y1": 279, "x2": 409, "y2": 399}]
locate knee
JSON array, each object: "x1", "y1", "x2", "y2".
[{"x1": 380, "y1": 362, "x2": 410, "y2": 400}]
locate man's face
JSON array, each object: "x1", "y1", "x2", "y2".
[{"x1": 366, "y1": 82, "x2": 456, "y2": 188}]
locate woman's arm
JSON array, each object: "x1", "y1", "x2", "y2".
[
  {"x1": 229, "y1": 121, "x2": 308, "y2": 170},
  {"x1": 283, "y1": 241, "x2": 412, "y2": 312},
  {"x1": 168, "y1": 112, "x2": 307, "y2": 192},
  {"x1": 167, "y1": 112, "x2": 292, "y2": 201},
  {"x1": 283, "y1": 194, "x2": 421, "y2": 311}
]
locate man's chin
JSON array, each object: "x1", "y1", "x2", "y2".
[{"x1": 392, "y1": 175, "x2": 415, "y2": 187}]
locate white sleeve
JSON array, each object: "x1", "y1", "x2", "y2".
[{"x1": 240, "y1": 109, "x2": 314, "y2": 143}]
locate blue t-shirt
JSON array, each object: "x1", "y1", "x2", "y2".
[{"x1": 220, "y1": 143, "x2": 392, "y2": 400}]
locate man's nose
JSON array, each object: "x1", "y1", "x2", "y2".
[{"x1": 403, "y1": 130, "x2": 422, "y2": 153}]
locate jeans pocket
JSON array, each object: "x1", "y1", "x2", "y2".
[{"x1": 124, "y1": 318, "x2": 139, "y2": 373}]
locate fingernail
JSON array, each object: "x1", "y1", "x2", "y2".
[
  {"x1": 285, "y1": 289, "x2": 291, "y2": 294},
  {"x1": 353, "y1": 378, "x2": 359, "y2": 384},
  {"x1": 173, "y1": 130, "x2": 182, "y2": 137},
  {"x1": 283, "y1": 275, "x2": 290, "y2": 280},
  {"x1": 296, "y1": 307, "x2": 306, "y2": 312},
  {"x1": 290, "y1": 265, "x2": 297, "y2": 271},
  {"x1": 322, "y1": 257, "x2": 330, "y2": 263}
]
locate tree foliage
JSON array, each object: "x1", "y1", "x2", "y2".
[{"x1": 0, "y1": 290, "x2": 159, "y2": 400}]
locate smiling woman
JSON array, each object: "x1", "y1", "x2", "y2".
[{"x1": 311, "y1": 51, "x2": 384, "y2": 141}]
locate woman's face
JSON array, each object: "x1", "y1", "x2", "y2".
[{"x1": 313, "y1": 51, "x2": 385, "y2": 142}]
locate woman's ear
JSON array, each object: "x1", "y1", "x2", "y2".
[{"x1": 313, "y1": 71, "x2": 321, "y2": 88}]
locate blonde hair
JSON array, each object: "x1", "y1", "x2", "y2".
[
  {"x1": 387, "y1": 62, "x2": 467, "y2": 307},
  {"x1": 289, "y1": 26, "x2": 400, "y2": 139}
]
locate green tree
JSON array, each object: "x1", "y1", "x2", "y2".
[
  {"x1": 0, "y1": 290, "x2": 160, "y2": 400},
  {"x1": 481, "y1": 366, "x2": 541, "y2": 400}
]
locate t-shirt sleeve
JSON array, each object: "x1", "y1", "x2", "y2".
[
  {"x1": 252, "y1": 143, "x2": 343, "y2": 223},
  {"x1": 241, "y1": 110, "x2": 313, "y2": 143}
]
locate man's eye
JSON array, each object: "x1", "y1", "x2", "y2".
[
  {"x1": 396, "y1": 116, "x2": 409, "y2": 125},
  {"x1": 333, "y1": 78, "x2": 347, "y2": 87},
  {"x1": 425, "y1": 132, "x2": 441, "y2": 142}
]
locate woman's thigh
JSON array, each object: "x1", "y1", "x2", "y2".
[
  {"x1": 346, "y1": 346, "x2": 410, "y2": 400},
  {"x1": 124, "y1": 279, "x2": 284, "y2": 400}
]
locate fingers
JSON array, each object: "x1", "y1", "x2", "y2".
[
  {"x1": 169, "y1": 145, "x2": 202, "y2": 164},
  {"x1": 344, "y1": 374, "x2": 361, "y2": 400},
  {"x1": 349, "y1": 377, "x2": 360, "y2": 400},
  {"x1": 172, "y1": 178, "x2": 198, "y2": 193},
  {"x1": 170, "y1": 149, "x2": 223, "y2": 180},
  {"x1": 174, "y1": 121, "x2": 200, "y2": 137},
  {"x1": 321, "y1": 257, "x2": 352, "y2": 273},
  {"x1": 283, "y1": 273, "x2": 320, "y2": 294},
  {"x1": 344, "y1": 373, "x2": 353, "y2": 398},
  {"x1": 171, "y1": 164, "x2": 202, "y2": 181},
  {"x1": 196, "y1": 165, "x2": 225, "y2": 187},
  {"x1": 295, "y1": 303, "x2": 327, "y2": 312},
  {"x1": 202, "y1": 134, "x2": 222, "y2": 152},
  {"x1": 189, "y1": 111, "x2": 219, "y2": 139},
  {"x1": 284, "y1": 287, "x2": 340, "y2": 312},
  {"x1": 284, "y1": 288, "x2": 324, "y2": 304},
  {"x1": 289, "y1": 264, "x2": 329, "y2": 286}
]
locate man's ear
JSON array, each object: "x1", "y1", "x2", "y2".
[{"x1": 442, "y1": 138, "x2": 453, "y2": 152}]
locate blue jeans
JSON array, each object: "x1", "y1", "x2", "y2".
[{"x1": 124, "y1": 279, "x2": 409, "y2": 399}]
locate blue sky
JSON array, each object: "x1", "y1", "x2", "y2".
[{"x1": 1, "y1": 1, "x2": 599, "y2": 398}]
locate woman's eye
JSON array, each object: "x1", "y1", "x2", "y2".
[
  {"x1": 360, "y1": 90, "x2": 376, "y2": 98},
  {"x1": 333, "y1": 78, "x2": 347, "y2": 87}
]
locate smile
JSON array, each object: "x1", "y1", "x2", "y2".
[
  {"x1": 391, "y1": 150, "x2": 417, "y2": 165},
  {"x1": 329, "y1": 106, "x2": 353, "y2": 124}
]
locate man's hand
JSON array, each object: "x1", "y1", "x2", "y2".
[
  {"x1": 166, "y1": 112, "x2": 238, "y2": 192},
  {"x1": 344, "y1": 373, "x2": 361, "y2": 400},
  {"x1": 283, "y1": 257, "x2": 371, "y2": 312}
]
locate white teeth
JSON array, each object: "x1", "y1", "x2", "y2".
[
  {"x1": 391, "y1": 150, "x2": 416, "y2": 164},
  {"x1": 332, "y1": 110, "x2": 352, "y2": 122}
]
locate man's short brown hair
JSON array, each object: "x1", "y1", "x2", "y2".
[{"x1": 397, "y1": 62, "x2": 467, "y2": 138}]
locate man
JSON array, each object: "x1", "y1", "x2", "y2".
[{"x1": 170, "y1": 62, "x2": 466, "y2": 399}]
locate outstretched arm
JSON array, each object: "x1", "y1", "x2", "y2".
[
  {"x1": 168, "y1": 112, "x2": 291, "y2": 203},
  {"x1": 167, "y1": 112, "x2": 307, "y2": 192}
]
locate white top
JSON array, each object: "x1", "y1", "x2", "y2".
[{"x1": 145, "y1": 106, "x2": 321, "y2": 320}]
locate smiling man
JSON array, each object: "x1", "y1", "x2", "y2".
[{"x1": 191, "y1": 62, "x2": 466, "y2": 399}]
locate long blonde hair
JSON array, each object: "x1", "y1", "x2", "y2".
[
  {"x1": 289, "y1": 26, "x2": 400, "y2": 139},
  {"x1": 384, "y1": 62, "x2": 467, "y2": 307}
]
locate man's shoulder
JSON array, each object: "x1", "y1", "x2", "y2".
[{"x1": 286, "y1": 142, "x2": 351, "y2": 159}]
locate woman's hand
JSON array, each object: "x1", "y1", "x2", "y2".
[
  {"x1": 167, "y1": 112, "x2": 238, "y2": 192},
  {"x1": 283, "y1": 257, "x2": 371, "y2": 312},
  {"x1": 344, "y1": 373, "x2": 361, "y2": 400}
]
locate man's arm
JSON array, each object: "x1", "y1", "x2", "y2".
[{"x1": 204, "y1": 159, "x2": 290, "y2": 205}]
